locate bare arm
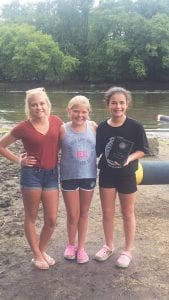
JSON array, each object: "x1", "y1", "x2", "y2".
[
  {"x1": 59, "y1": 124, "x2": 66, "y2": 140},
  {"x1": 90, "y1": 121, "x2": 98, "y2": 132},
  {"x1": 0, "y1": 132, "x2": 37, "y2": 166},
  {"x1": 0, "y1": 132, "x2": 20, "y2": 164},
  {"x1": 124, "y1": 150, "x2": 145, "y2": 166}
]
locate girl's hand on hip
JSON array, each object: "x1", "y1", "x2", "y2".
[{"x1": 20, "y1": 153, "x2": 37, "y2": 167}]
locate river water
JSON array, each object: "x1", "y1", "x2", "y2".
[{"x1": 1, "y1": 87, "x2": 169, "y2": 137}]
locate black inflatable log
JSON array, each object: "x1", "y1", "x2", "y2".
[
  {"x1": 136, "y1": 161, "x2": 169, "y2": 185},
  {"x1": 157, "y1": 114, "x2": 169, "y2": 122}
]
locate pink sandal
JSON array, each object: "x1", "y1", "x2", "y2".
[{"x1": 116, "y1": 251, "x2": 132, "y2": 268}]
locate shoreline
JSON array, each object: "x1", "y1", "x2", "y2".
[{"x1": 1, "y1": 80, "x2": 169, "y2": 92}]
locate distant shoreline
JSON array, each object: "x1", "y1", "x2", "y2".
[{"x1": 1, "y1": 80, "x2": 169, "y2": 91}]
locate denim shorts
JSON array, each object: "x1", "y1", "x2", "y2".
[
  {"x1": 61, "y1": 178, "x2": 96, "y2": 191},
  {"x1": 20, "y1": 166, "x2": 59, "y2": 190}
]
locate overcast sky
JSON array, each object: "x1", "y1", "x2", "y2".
[
  {"x1": 0, "y1": 0, "x2": 42, "y2": 7},
  {"x1": 0, "y1": 0, "x2": 100, "y2": 7}
]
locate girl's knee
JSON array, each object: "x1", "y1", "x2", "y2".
[
  {"x1": 80, "y1": 210, "x2": 89, "y2": 219},
  {"x1": 68, "y1": 211, "x2": 80, "y2": 224},
  {"x1": 24, "y1": 213, "x2": 37, "y2": 224},
  {"x1": 122, "y1": 211, "x2": 135, "y2": 221},
  {"x1": 103, "y1": 209, "x2": 114, "y2": 221},
  {"x1": 44, "y1": 217, "x2": 57, "y2": 229},
  {"x1": 68, "y1": 216, "x2": 79, "y2": 226}
]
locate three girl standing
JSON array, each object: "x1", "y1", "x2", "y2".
[{"x1": 0, "y1": 86, "x2": 148, "y2": 269}]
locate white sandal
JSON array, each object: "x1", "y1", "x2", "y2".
[
  {"x1": 31, "y1": 258, "x2": 49, "y2": 270},
  {"x1": 116, "y1": 251, "x2": 132, "y2": 268},
  {"x1": 42, "y1": 252, "x2": 56, "y2": 266}
]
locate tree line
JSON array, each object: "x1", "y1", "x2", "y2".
[{"x1": 1, "y1": 0, "x2": 169, "y2": 83}]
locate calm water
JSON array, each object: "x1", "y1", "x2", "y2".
[{"x1": 1, "y1": 88, "x2": 169, "y2": 136}]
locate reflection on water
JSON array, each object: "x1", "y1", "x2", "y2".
[{"x1": 1, "y1": 89, "x2": 169, "y2": 136}]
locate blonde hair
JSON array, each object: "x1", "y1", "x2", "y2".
[
  {"x1": 25, "y1": 87, "x2": 51, "y2": 118},
  {"x1": 67, "y1": 95, "x2": 91, "y2": 112}
]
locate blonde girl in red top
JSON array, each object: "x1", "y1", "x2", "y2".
[{"x1": 0, "y1": 88, "x2": 63, "y2": 270}]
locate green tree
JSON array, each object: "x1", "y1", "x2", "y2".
[
  {"x1": 0, "y1": 23, "x2": 79, "y2": 81},
  {"x1": 88, "y1": 11, "x2": 146, "y2": 80},
  {"x1": 134, "y1": 0, "x2": 169, "y2": 18},
  {"x1": 54, "y1": 0, "x2": 94, "y2": 79},
  {"x1": 1, "y1": 0, "x2": 94, "y2": 80},
  {"x1": 147, "y1": 13, "x2": 169, "y2": 80},
  {"x1": 2, "y1": 0, "x2": 169, "y2": 82}
]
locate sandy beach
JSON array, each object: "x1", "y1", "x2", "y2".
[{"x1": 0, "y1": 138, "x2": 169, "y2": 300}]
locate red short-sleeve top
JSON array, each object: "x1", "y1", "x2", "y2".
[{"x1": 11, "y1": 115, "x2": 63, "y2": 169}]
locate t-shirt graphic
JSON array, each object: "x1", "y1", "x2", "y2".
[
  {"x1": 105, "y1": 136, "x2": 134, "y2": 168},
  {"x1": 67, "y1": 137, "x2": 95, "y2": 167}
]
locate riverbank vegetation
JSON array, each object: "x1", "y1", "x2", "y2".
[{"x1": 1, "y1": 0, "x2": 169, "y2": 83}]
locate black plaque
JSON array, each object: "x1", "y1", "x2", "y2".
[{"x1": 105, "y1": 136, "x2": 134, "y2": 168}]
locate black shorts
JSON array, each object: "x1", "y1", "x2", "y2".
[
  {"x1": 61, "y1": 178, "x2": 96, "y2": 191},
  {"x1": 99, "y1": 169, "x2": 137, "y2": 194}
]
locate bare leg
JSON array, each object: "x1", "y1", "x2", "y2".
[
  {"x1": 99, "y1": 187, "x2": 117, "y2": 250},
  {"x1": 119, "y1": 192, "x2": 136, "y2": 253},
  {"x1": 78, "y1": 189, "x2": 94, "y2": 249},
  {"x1": 39, "y1": 189, "x2": 59, "y2": 253},
  {"x1": 62, "y1": 190, "x2": 80, "y2": 245},
  {"x1": 21, "y1": 188, "x2": 44, "y2": 260}
]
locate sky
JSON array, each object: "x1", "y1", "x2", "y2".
[
  {"x1": 0, "y1": 0, "x2": 41, "y2": 7},
  {"x1": 0, "y1": 0, "x2": 100, "y2": 7}
]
